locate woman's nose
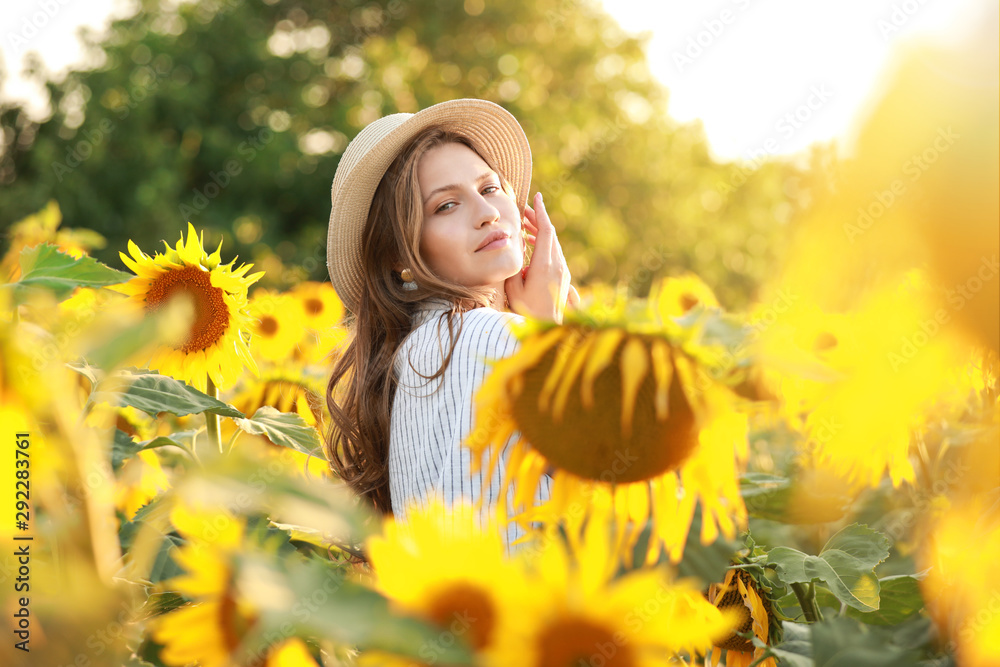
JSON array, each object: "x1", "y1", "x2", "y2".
[{"x1": 474, "y1": 195, "x2": 501, "y2": 227}]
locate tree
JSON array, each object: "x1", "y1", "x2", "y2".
[{"x1": 0, "y1": 0, "x2": 816, "y2": 307}]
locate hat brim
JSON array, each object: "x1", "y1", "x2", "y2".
[{"x1": 327, "y1": 98, "x2": 532, "y2": 315}]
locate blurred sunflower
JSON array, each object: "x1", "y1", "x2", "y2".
[
  {"x1": 651, "y1": 273, "x2": 720, "y2": 320},
  {"x1": 706, "y1": 568, "x2": 779, "y2": 667},
  {"x1": 466, "y1": 292, "x2": 749, "y2": 566},
  {"x1": 519, "y1": 507, "x2": 736, "y2": 666},
  {"x1": 150, "y1": 505, "x2": 257, "y2": 667},
  {"x1": 363, "y1": 498, "x2": 533, "y2": 666},
  {"x1": 231, "y1": 366, "x2": 327, "y2": 428},
  {"x1": 292, "y1": 281, "x2": 344, "y2": 333},
  {"x1": 248, "y1": 290, "x2": 308, "y2": 362},
  {"x1": 290, "y1": 281, "x2": 348, "y2": 365},
  {"x1": 920, "y1": 398, "x2": 1000, "y2": 667},
  {"x1": 756, "y1": 274, "x2": 970, "y2": 489},
  {"x1": 112, "y1": 223, "x2": 262, "y2": 392}
]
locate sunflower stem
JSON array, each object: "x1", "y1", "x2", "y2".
[
  {"x1": 791, "y1": 581, "x2": 823, "y2": 623},
  {"x1": 205, "y1": 377, "x2": 223, "y2": 454}
]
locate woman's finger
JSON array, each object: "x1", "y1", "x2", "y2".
[
  {"x1": 531, "y1": 192, "x2": 554, "y2": 258},
  {"x1": 567, "y1": 284, "x2": 580, "y2": 309}
]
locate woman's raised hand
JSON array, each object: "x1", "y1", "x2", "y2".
[{"x1": 505, "y1": 192, "x2": 579, "y2": 323}]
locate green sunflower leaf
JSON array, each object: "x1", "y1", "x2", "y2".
[
  {"x1": 846, "y1": 574, "x2": 925, "y2": 626},
  {"x1": 4, "y1": 242, "x2": 131, "y2": 302},
  {"x1": 766, "y1": 546, "x2": 882, "y2": 613},
  {"x1": 821, "y1": 523, "x2": 891, "y2": 570},
  {"x1": 112, "y1": 429, "x2": 199, "y2": 471},
  {"x1": 233, "y1": 406, "x2": 324, "y2": 458},
  {"x1": 765, "y1": 523, "x2": 891, "y2": 613},
  {"x1": 89, "y1": 369, "x2": 244, "y2": 418}
]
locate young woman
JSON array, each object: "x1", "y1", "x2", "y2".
[{"x1": 323, "y1": 98, "x2": 577, "y2": 551}]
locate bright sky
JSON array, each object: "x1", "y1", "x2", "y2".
[{"x1": 0, "y1": 0, "x2": 993, "y2": 162}]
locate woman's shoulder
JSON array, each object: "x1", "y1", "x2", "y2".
[{"x1": 411, "y1": 305, "x2": 525, "y2": 359}]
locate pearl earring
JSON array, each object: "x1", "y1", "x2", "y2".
[{"x1": 400, "y1": 268, "x2": 417, "y2": 290}]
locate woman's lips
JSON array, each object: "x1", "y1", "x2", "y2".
[{"x1": 476, "y1": 236, "x2": 510, "y2": 252}]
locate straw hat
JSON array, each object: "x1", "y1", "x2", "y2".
[{"x1": 326, "y1": 98, "x2": 533, "y2": 315}]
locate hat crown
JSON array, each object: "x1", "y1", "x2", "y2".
[{"x1": 332, "y1": 113, "x2": 412, "y2": 196}]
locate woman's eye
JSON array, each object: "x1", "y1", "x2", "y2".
[
  {"x1": 435, "y1": 202, "x2": 455, "y2": 213},
  {"x1": 483, "y1": 185, "x2": 500, "y2": 195}
]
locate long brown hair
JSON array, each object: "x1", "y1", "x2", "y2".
[{"x1": 324, "y1": 126, "x2": 521, "y2": 515}]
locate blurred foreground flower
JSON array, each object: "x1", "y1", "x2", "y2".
[
  {"x1": 149, "y1": 504, "x2": 320, "y2": 666},
  {"x1": 150, "y1": 505, "x2": 255, "y2": 667},
  {"x1": 112, "y1": 223, "x2": 262, "y2": 391},
  {"x1": 364, "y1": 498, "x2": 530, "y2": 665},
  {"x1": 363, "y1": 499, "x2": 734, "y2": 666},
  {"x1": 522, "y1": 507, "x2": 735, "y2": 666},
  {"x1": 921, "y1": 499, "x2": 1000, "y2": 666},
  {"x1": 467, "y1": 286, "x2": 749, "y2": 565}
]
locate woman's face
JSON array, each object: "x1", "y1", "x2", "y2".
[{"x1": 416, "y1": 142, "x2": 524, "y2": 289}]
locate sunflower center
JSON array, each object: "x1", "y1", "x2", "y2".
[
  {"x1": 258, "y1": 315, "x2": 279, "y2": 337},
  {"x1": 511, "y1": 331, "x2": 699, "y2": 483},
  {"x1": 304, "y1": 297, "x2": 324, "y2": 316},
  {"x1": 425, "y1": 582, "x2": 496, "y2": 651},
  {"x1": 680, "y1": 293, "x2": 700, "y2": 312},
  {"x1": 711, "y1": 571, "x2": 765, "y2": 653},
  {"x1": 535, "y1": 616, "x2": 636, "y2": 667},
  {"x1": 218, "y1": 588, "x2": 258, "y2": 654},
  {"x1": 813, "y1": 331, "x2": 838, "y2": 352},
  {"x1": 145, "y1": 265, "x2": 229, "y2": 353}
]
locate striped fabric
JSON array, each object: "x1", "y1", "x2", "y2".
[{"x1": 388, "y1": 298, "x2": 552, "y2": 555}]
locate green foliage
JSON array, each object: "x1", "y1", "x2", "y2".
[
  {"x1": 88, "y1": 368, "x2": 246, "y2": 418},
  {"x1": 766, "y1": 524, "x2": 890, "y2": 612},
  {"x1": 2, "y1": 242, "x2": 130, "y2": 302},
  {"x1": 0, "y1": 0, "x2": 820, "y2": 307},
  {"x1": 235, "y1": 405, "x2": 324, "y2": 457}
]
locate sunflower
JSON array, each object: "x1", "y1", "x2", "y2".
[
  {"x1": 705, "y1": 567, "x2": 778, "y2": 667},
  {"x1": 231, "y1": 365, "x2": 327, "y2": 429},
  {"x1": 362, "y1": 497, "x2": 535, "y2": 666},
  {"x1": 465, "y1": 287, "x2": 749, "y2": 566},
  {"x1": 517, "y1": 506, "x2": 736, "y2": 667},
  {"x1": 651, "y1": 273, "x2": 720, "y2": 320},
  {"x1": 112, "y1": 223, "x2": 262, "y2": 392},
  {"x1": 150, "y1": 505, "x2": 258, "y2": 667},
  {"x1": 292, "y1": 281, "x2": 344, "y2": 334},
  {"x1": 921, "y1": 494, "x2": 1000, "y2": 667},
  {"x1": 290, "y1": 281, "x2": 349, "y2": 365},
  {"x1": 249, "y1": 290, "x2": 308, "y2": 362},
  {"x1": 755, "y1": 274, "x2": 970, "y2": 489}
]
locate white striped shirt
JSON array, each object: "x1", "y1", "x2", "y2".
[{"x1": 388, "y1": 298, "x2": 552, "y2": 554}]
